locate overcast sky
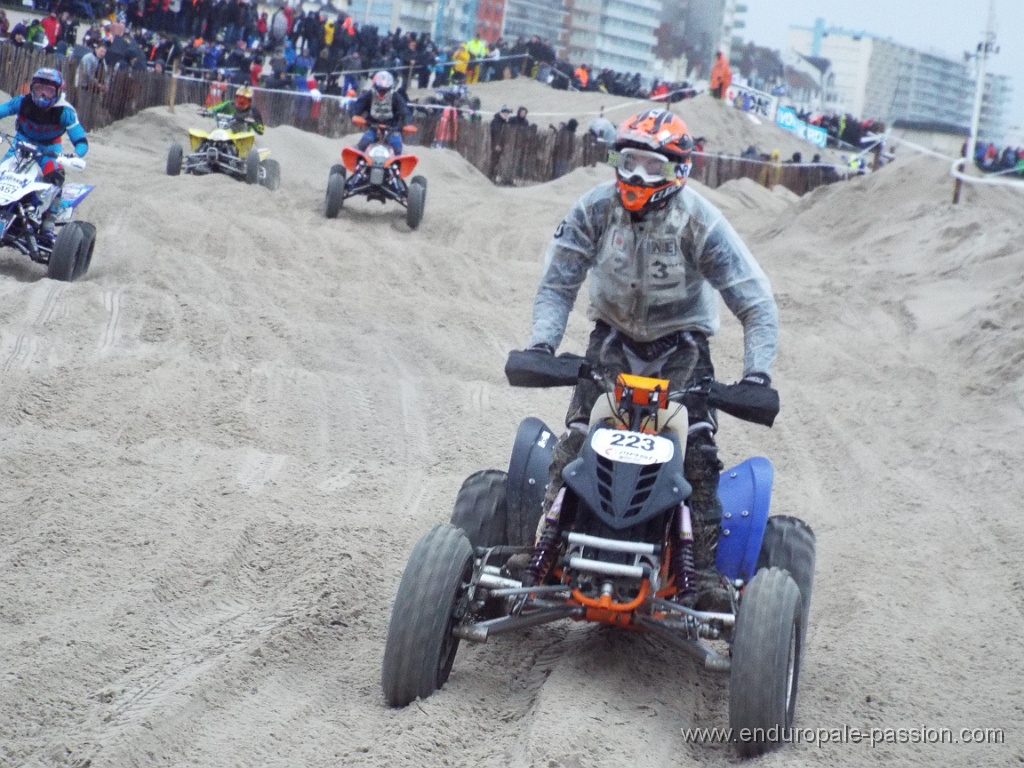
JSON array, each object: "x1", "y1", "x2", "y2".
[{"x1": 741, "y1": 0, "x2": 1023, "y2": 133}]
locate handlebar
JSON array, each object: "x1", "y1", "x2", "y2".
[
  {"x1": 504, "y1": 349, "x2": 780, "y2": 427},
  {"x1": 350, "y1": 115, "x2": 414, "y2": 134},
  {"x1": 59, "y1": 155, "x2": 87, "y2": 171},
  {"x1": 1, "y1": 132, "x2": 86, "y2": 171},
  {"x1": 0, "y1": 131, "x2": 38, "y2": 155}
]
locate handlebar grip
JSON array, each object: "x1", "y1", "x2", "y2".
[{"x1": 707, "y1": 381, "x2": 780, "y2": 427}]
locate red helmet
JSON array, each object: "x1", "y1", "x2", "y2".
[
  {"x1": 612, "y1": 109, "x2": 694, "y2": 212},
  {"x1": 234, "y1": 85, "x2": 253, "y2": 111}
]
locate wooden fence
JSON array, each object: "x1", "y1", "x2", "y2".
[{"x1": 0, "y1": 44, "x2": 845, "y2": 195}]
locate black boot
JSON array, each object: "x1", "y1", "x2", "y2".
[{"x1": 541, "y1": 426, "x2": 586, "y2": 512}]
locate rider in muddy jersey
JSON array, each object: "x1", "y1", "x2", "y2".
[
  {"x1": 351, "y1": 71, "x2": 411, "y2": 154},
  {"x1": 524, "y1": 108, "x2": 779, "y2": 610}
]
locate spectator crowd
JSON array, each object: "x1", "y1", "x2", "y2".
[
  {"x1": 0, "y1": 0, "x2": 698, "y2": 113},
  {"x1": 970, "y1": 140, "x2": 1024, "y2": 175}
]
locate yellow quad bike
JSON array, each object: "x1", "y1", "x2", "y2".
[{"x1": 166, "y1": 111, "x2": 280, "y2": 190}]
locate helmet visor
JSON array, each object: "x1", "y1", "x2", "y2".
[
  {"x1": 609, "y1": 148, "x2": 677, "y2": 185},
  {"x1": 31, "y1": 82, "x2": 58, "y2": 103}
]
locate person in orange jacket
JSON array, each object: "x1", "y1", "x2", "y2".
[{"x1": 709, "y1": 51, "x2": 732, "y2": 100}]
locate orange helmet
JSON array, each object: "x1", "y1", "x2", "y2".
[
  {"x1": 234, "y1": 85, "x2": 254, "y2": 111},
  {"x1": 612, "y1": 109, "x2": 694, "y2": 212}
]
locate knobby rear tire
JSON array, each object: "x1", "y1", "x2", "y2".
[
  {"x1": 244, "y1": 149, "x2": 260, "y2": 184},
  {"x1": 73, "y1": 222, "x2": 97, "y2": 280},
  {"x1": 166, "y1": 142, "x2": 183, "y2": 176},
  {"x1": 47, "y1": 221, "x2": 83, "y2": 282},
  {"x1": 757, "y1": 515, "x2": 816, "y2": 640},
  {"x1": 406, "y1": 179, "x2": 425, "y2": 229},
  {"x1": 260, "y1": 159, "x2": 281, "y2": 191},
  {"x1": 450, "y1": 470, "x2": 508, "y2": 548},
  {"x1": 325, "y1": 171, "x2": 345, "y2": 218}
]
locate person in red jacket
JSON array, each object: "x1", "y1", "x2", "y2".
[{"x1": 40, "y1": 10, "x2": 61, "y2": 48}]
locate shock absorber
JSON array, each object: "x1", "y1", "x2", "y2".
[
  {"x1": 524, "y1": 487, "x2": 565, "y2": 586},
  {"x1": 673, "y1": 503, "x2": 697, "y2": 605}
]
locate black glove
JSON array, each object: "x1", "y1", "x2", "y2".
[
  {"x1": 740, "y1": 372, "x2": 771, "y2": 387},
  {"x1": 527, "y1": 342, "x2": 555, "y2": 355}
]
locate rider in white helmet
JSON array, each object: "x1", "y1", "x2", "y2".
[{"x1": 350, "y1": 71, "x2": 411, "y2": 154}]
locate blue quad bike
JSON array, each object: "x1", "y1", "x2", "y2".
[{"x1": 381, "y1": 351, "x2": 816, "y2": 757}]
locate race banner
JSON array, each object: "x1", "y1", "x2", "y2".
[
  {"x1": 775, "y1": 106, "x2": 829, "y2": 147},
  {"x1": 724, "y1": 83, "x2": 778, "y2": 121}
]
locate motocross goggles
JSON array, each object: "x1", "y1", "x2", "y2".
[
  {"x1": 608, "y1": 147, "x2": 689, "y2": 185},
  {"x1": 31, "y1": 82, "x2": 58, "y2": 102}
]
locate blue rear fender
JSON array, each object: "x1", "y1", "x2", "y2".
[
  {"x1": 60, "y1": 183, "x2": 95, "y2": 210},
  {"x1": 715, "y1": 456, "x2": 774, "y2": 582}
]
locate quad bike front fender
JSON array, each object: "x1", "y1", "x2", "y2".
[
  {"x1": 188, "y1": 128, "x2": 211, "y2": 151},
  {"x1": 342, "y1": 147, "x2": 367, "y2": 174},
  {"x1": 385, "y1": 154, "x2": 418, "y2": 178},
  {"x1": 715, "y1": 456, "x2": 774, "y2": 582},
  {"x1": 506, "y1": 417, "x2": 556, "y2": 536},
  {"x1": 232, "y1": 135, "x2": 256, "y2": 156}
]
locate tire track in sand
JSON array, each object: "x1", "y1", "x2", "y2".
[
  {"x1": 1, "y1": 283, "x2": 66, "y2": 372},
  {"x1": 98, "y1": 288, "x2": 123, "y2": 354}
]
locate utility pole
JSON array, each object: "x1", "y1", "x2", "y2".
[
  {"x1": 955, "y1": 0, "x2": 997, "y2": 203},
  {"x1": 464, "y1": 0, "x2": 480, "y2": 41},
  {"x1": 434, "y1": 0, "x2": 447, "y2": 44},
  {"x1": 965, "y1": 0, "x2": 998, "y2": 172}
]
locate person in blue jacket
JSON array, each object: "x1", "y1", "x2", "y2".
[{"x1": 0, "y1": 68, "x2": 88, "y2": 240}]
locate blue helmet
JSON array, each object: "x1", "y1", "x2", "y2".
[{"x1": 30, "y1": 68, "x2": 64, "y2": 109}]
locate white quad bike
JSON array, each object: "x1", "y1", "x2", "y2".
[{"x1": 0, "y1": 132, "x2": 96, "y2": 281}]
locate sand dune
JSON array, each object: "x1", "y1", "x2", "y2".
[{"x1": 0, "y1": 85, "x2": 1022, "y2": 768}]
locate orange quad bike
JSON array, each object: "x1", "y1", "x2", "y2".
[
  {"x1": 325, "y1": 115, "x2": 426, "y2": 229},
  {"x1": 381, "y1": 351, "x2": 816, "y2": 757}
]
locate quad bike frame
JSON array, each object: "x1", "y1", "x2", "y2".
[
  {"x1": 324, "y1": 117, "x2": 426, "y2": 228},
  {"x1": 382, "y1": 355, "x2": 816, "y2": 757},
  {"x1": 166, "y1": 113, "x2": 280, "y2": 190}
]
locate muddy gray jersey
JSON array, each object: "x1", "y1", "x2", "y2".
[
  {"x1": 370, "y1": 92, "x2": 395, "y2": 122},
  {"x1": 529, "y1": 181, "x2": 778, "y2": 376}
]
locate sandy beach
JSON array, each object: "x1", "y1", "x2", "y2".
[{"x1": 0, "y1": 80, "x2": 1022, "y2": 767}]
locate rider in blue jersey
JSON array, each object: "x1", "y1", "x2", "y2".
[{"x1": 0, "y1": 68, "x2": 89, "y2": 239}]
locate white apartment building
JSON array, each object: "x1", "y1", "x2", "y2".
[
  {"x1": 503, "y1": 0, "x2": 567, "y2": 45},
  {"x1": 344, "y1": 0, "x2": 437, "y2": 36},
  {"x1": 564, "y1": 0, "x2": 601, "y2": 63},
  {"x1": 789, "y1": 18, "x2": 1011, "y2": 142},
  {"x1": 594, "y1": 0, "x2": 662, "y2": 73},
  {"x1": 562, "y1": 0, "x2": 662, "y2": 73}
]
